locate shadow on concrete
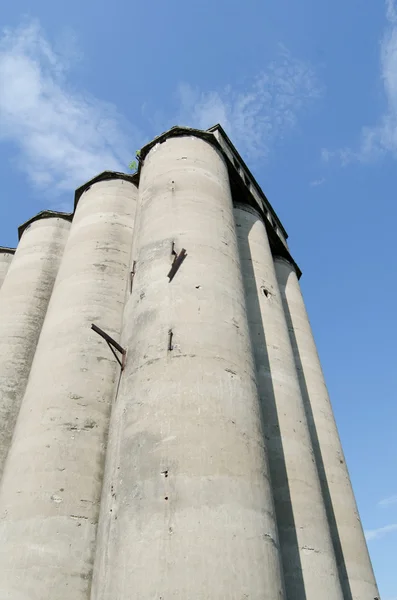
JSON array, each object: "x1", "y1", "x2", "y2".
[
  {"x1": 236, "y1": 212, "x2": 307, "y2": 600},
  {"x1": 276, "y1": 264, "x2": 352, "y2": 600}
]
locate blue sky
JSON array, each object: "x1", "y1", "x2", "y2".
[{"x1": 0, "y1": 0, "x2": 396, "y2": 596}]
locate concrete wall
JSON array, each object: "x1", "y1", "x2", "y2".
[
  {"x1": 91, "y1": 136, "x2": 286, "y2": 600},
  {"x1": 274, "y1": 256, "x2": 380, "y2": 600},
  {"x1": 0, "y1": 249, "x2": 14, "y2": 290},
  {"x1": 234, "y1": 204, "x2": 343, "y2": 600},
  {"x1": 0, "y1": 217, "x2": 70, "y2": 480},
  {"x1": 0, "y1": 178, "x2": 138, "y2": 600}
]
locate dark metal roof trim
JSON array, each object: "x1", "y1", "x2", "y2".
[
  {"x1": 207, "y1": 123, "x2": 288, "y2": 240},
  {"x1": 74, "y1": 171, "x2": 138, "y2": 212},
  {"x1": 18, "y1": 211, "x2": 73, "y2": 240}
]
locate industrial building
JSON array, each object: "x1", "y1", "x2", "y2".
[{"x1": 0, "y1": 125, "x2": 379, "y2": 599}]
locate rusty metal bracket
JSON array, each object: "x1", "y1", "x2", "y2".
[
  {"x1": 91, "y1": 323, "x2": 126, "y2": 370},
  {"x1": 167, "y1": 248, "x2": 187, "y2": 282}
]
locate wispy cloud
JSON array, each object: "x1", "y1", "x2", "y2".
[
  {"x1": 321, "y1": 148, "x2": 332, "y2": 163},
  {"x1": 323, "y1": 0, "x2": 397, "y2": 164},
  {"x1": 0, "y1": 20, "x2": 137, "y2": 194},
  {"x1": 175, "y1": 46, "x2": 321, "y2": 162},
  {"x1": 321, "y1": 147, "x2": 353, "y2": 166},
  {"x1": 365, "y1": 523, "x2": 397, "y2": 541},
  {"x1": 387, "y1": 0, "x2": 397, "y2": 23},
  {"x1": 356, "y1": 0, "x2": 397, "y2": 160},
  {"x1": 310, "y1": 178, "x2": 326, "y2": 187},
  {"x1": 0, "y1": 20, "x2": 321, "y2": 197},
  {"x1": 378, "y1": 495, "x2": 397, "y2": 508}
]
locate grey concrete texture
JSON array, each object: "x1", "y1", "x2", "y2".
[
  {"x1": 274, "y1": 256, "x2": 380, "y2": 600},
  {"x1": 0, "y1": 218, "x2": 70, "y2": 480},
  {"x1": 91, "y1": 136, "x2": 286, "y2": 600},
  {"x1": 234, "y1": 204, "x2": 344, "y2": 600},
  {"x1": 0, "y1": 250, "x2": 14, "y2": 290},
  {"x1": 0, "y1": 179, "x2": 138, "y2": 600}
]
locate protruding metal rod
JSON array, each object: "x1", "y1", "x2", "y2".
[
  {"x1": 91, "y1": 323, "x2": 126, "y2": 369},
  {"x1": 167, "y1": 248, "x2": 187, "y2": 282},
  {"x1": 130, "y1": 260, "x2": 137, "y2": 293},
  {"x1": 167, "y1": 329, "x2": 173, "y2": 352}
]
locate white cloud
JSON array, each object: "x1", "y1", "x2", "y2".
[
  {"x1": 323, "y1": 0, "x2": 397, "y2": 163},
  {"x1": 321, "y1": 148, "x2": 332, "y2": 163},
  {"x1": 386, "y1": 0, "x2": 397, "y2": 23},
  {"x1": 310, "y1": 178, "x2": 326, "y2": 187},
  {"x1": 0, "y1": 20, "x2": 137, "y2": 194},
  {"x1": 321, "y1": 147, "x2": 354, "y2": 165},
  {"x1": 0, "y1": 20, "x2": 321, "y2": 198},
  {"x1": 356, "y1": 0, "x2": 397, "y2": 160},
  {"x1": 365, "y1": 523, "x2": 397, "y2": 541},
  {"x1": 379, "y1": 495, "x2": 397, "y2": 507},
  {"x1": 175, "y1": 46, "x2": 321, "y2": 162}
]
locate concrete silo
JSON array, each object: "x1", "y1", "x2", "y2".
[
  {"x1": 0, "y1": 174, "x2": 138, "y2": 600},
  {"x1": 0, "y1": 248, "x2": 15, "y2": 290},
  {"x1": 0, "y1": 125, "x2": 380, "y2": 600},
  {"x1": 0, "y1": 214, "x2": 71, "y2": 478},
  {"x1": 91, "y1": 133, "x2": 286, "y2": 600},
  {"x1": 234, "y1": 203, "x2": 343, "y2": 600},
  {"x1": 274, "y1": 256, "x2": 380, "y2": 600}
]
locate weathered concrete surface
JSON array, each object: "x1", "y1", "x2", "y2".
[
  {"x1": 0, "y1": 218, "x2": 70, "y2": 480},
  {"x1": 91, "y1": 136, "x2": 286, "y2": 600},
  {"x1": 274, "y1": 256, "x2": 379, "y2": 600},
  {"x1": 234, "y1": 204, "x2": 343, "y2": 600},
  {"x1": 0, "y1": 249, "x2": 14, "y2": 290},
  {"x1": 0, "y1": 178, "x2": 137, "y2": 600}
]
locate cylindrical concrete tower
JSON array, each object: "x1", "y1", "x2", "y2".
[
  {"x1": 91, "y1": 135, "x2": 286, "y2": 600},
  {"x1": 0, "y1": 248, "x2": 15, "y2": 289},
  {"x1": 274, "y1": 256, "x2": 380, "y2": 600},
  {"x1": 0, "y1": 177, "x2": 138, "y2": 600},
  {"x1": 0, "y1": 216, "x2": 71, "y2": 479},
  {"x1": 234, "y1": 204, "x2": 343, "y2": 599}
]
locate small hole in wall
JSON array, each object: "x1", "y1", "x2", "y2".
[
  {"x1": 261, "y1": 287, "x2": 270, "y2": 298},
  {"x1": 164, "y1": 496, "x2": 169, "y2": 501}
]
